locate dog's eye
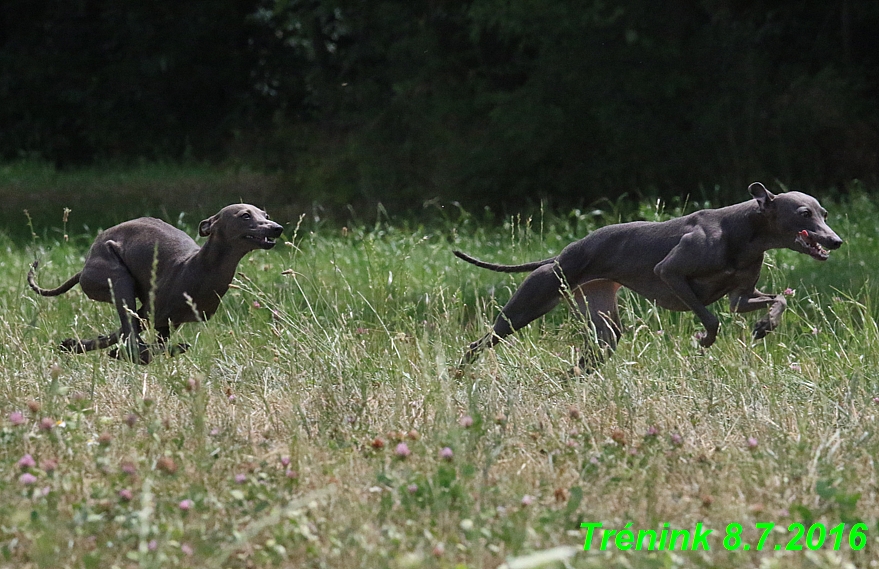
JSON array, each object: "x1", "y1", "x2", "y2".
[
  {"x1": 241, "y1": 213, "x2": 252, "y2": 220},
  {"x1": 799, "y1": 209, "x2": 812, "y2": 218}
]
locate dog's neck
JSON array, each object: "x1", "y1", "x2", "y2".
[
  {"x1": 731, "y1": 202, "x2": 785, "y2": 266},
  {"x1": 187, "y1": 237, "x2": 251, "y2": 305}
]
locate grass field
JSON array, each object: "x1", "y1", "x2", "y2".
[{"x1": 1, "y1": 167, "x2": 879, "y2": 568}]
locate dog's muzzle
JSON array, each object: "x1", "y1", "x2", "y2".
[{"x1": 795, "y1": 230, "x2": 841, "y2": 261}]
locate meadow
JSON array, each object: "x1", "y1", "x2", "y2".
[{"x1": 1, "y1": 166, "x2": 879, "y2": 568}]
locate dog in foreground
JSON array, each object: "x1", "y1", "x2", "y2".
[
  {"x1": 28, "y1": 204, "x2": 283, "y2": 364},
  {"x1": 455, "y1": 182, "x2": 843, "y2": 368}
]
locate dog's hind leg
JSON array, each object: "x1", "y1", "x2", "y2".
[
  {"x1": 153, "y1": 326, "x2": 189, "y2": 358},
  {"x1": 460, "y1": 263, "x2": 565, "y2": 365},
  {"x1": 60, "y1": 330, "x2": 120, "y2": 353},
  {"x1": 572, "y1": 280, "x2": 622, "y2": 370},
  {"x1": 81, "y1": 267, "x2": 151, "y2": 364}
]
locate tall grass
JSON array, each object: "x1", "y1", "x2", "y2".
[{"x1": 1, "y1": 186, "x2": 878, "y2": 568}]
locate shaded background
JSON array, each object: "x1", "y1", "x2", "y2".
[{"x1": 1, "y1": 0, "x2": 878, "y2": 211}]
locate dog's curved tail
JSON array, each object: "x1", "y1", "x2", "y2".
[
  {"x1": 453, "y1": 250, "x2": 556, "y2": 273},
  {"x1": 27, "y1": 261, "x2": 82, "y2": 297}
]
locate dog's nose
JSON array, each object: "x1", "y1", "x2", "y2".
[
  {"x1": 268, "y1": 222, "x2": 283, "y2": 237},
  {"x1": 825, "y1": 233, "x2": 845, "y2": 249}
]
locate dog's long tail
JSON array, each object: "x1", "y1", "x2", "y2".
[
  {"x1": 27, "y1": 261, "x2": 82, "y2": 296},
  {"x1": 453, "y1": 250, "x2": 556, "y2": 273}
]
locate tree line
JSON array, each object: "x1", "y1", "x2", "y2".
[{"x1": 2, "y1": 0, "x2": 877, "y2": 206}]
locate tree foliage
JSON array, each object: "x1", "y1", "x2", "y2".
[{"x1": 1, "y1": 0, "x2": 878, "y2": 205}]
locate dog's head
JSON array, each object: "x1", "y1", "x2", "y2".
[
  {"x1": 750, "y1": 182, "x2": 843, "y2": 261},
  {"x1": 199, "y1": 204, "x2": 283, "y2": 250}
]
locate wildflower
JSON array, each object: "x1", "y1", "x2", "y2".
[
  {"x1": 178, "y1": 499, "x2": 193, "y2": 511},
  {"x1": 19, "y1": 473, "x2": 37, "y2": 485},
  {"x1": 645, "y1": 426, "x2": 660, "y2": 437},
  {"x1": 521, "y1": 495, "x2": 534, "y2": 506},
  {"x1": 747, "y1": 437, "x2": 759, "y2": 450},
  {"x1": 97, "y1": 432, "x2": 113, "y2": 446},
  {"x1": 783, "y1": 288, "x2": 795, "y2": 296},
  {"x1": 395, "y1": 443, "x2": 411, "y2": 458},
  {"x1": 439, "y1": 447, "x2": 454, "y2": 461},
  {"x1": 789, "y1": 362, "x2": 802, "y2": 372},
  {"x1": 460, "y1": 519, "x2": 474, "y2": 531},
  {"x1": 121, "y1": 462, "x2": 137, "y2": 475},
  {"x1": 39, "y1": 417, "x2": 54, "y2": 431},
  {"x1": 568, "y1": 406, "x2": 581, "y2": 420},
  {"x1": 118, "y1": 489, "x2": 133, "y2": 502},
  {"x1": 17, "y1": 454, "x2": 36, "y2": 470},
  {"x1": 252, "y1": 301, "x2": 261, "y2": 309},
  {"x1": 406, "y1": 429, "x2": 420, "y2": 441},
  {"x1": 209, "y1": 428, "x2": 220, "y2": 436},
  {"x1": 285, "y1": 469, "x2": 298, "y2": 479},
  {"x1": 181, "y1": 543, "x2": 193, "y2": 556},
  {"x1": 407, "y1": 484, "x2": 418, "y2": 493},
  {"x1": 610, "y1": 429, "x2": 627, "y2": 446},
  {"x1": 50, "y1": 363, "x2": 62, "y2": 379},
  {"x1": 8, "y1": 411, "x2": 25, "y2": 426},
  {"x1": 432, "y1": 543, "x2": 445, "y2": 557},
  {"x1": 280, "y1": 455, "x2": 291, "y2": 467},
  {"x1": 387, "y1": 430, "x2": 404, "y2": 442},
  {"x1": 459, "y1": 415, "x2": 473, "y2": 428},
  {"x1": 670, "y1": 433, "x2": 683, "y2": 446},
  {"x1": 156, "y1": 456, "x2": 177, "y2": 475},
  {"x1": 554, "y1": 487, "x2": 569, "y2": 503},
  {"x1": 234, "y1": 473, "x2": 247, "y2": 484},
  {"x1": 124, "y1": 414, "x2": 137, "y2": 428},
  {"x1": 147, "y1": 540, "x2": 158, "y2": 551},
  {"x1": 40, "y1": 458, "x2": 58, "y2": 473},
  {"x1": 27, "y1": 400, "x2": 41, "y2": 414},
  {"x1": 370, "y1": 437, "x2": 385, "y2": 449}
]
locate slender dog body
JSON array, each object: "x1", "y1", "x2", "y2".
[
  {"x1": 455, "y1": 183, "x2": 843, "y2": 367},
  {"x1": 28, "y1": 204, "x2": 283, "y2": 363}
]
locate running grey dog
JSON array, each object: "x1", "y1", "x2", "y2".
[
  {"x1": 28, "y1": 204, "x2": 283, "y2": 364},
  {"x1": 455, "y1": 183, "x2": 843, "y2": 368}
]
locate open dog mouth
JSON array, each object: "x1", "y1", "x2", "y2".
[
  {"x1": 245, "y1": 235, "x2": 278, "y2": 248},
  {"x1": 795, "y1": 230, "x2": 829, "y2": 261}
]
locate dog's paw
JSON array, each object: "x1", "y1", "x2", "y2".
[
  {"x1": 168, "y1": 343, "x2": 189, "y2": 357},
  {"x1": 752, "y1": 318, "x2": 772, "y2": 340},
  {"x1": 109, "y1": 344, "x2": 152, "y2": 365},
  {"x1": 59, "y1": 338, "x2": 85, "y2": 353},
  {"x1": 694, "y1": 330, "x2": 716, "y2": 348}
]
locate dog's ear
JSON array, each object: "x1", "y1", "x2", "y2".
[
  {"x1": 749, "y1": 182, "x2": 775, "y2": 211},
  {"x1": 199, "y1": 215, "x2": 217, "y2": 237}
]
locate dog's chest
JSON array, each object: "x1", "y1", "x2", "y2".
[{"x1": 689, "y1": 260, "x2": 762, "y2": 304}]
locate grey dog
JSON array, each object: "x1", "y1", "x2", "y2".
[
  {"x1": 455, "y1": 182, "x2": 843, "y2": 368},
  {"x1": 28, "y1": 203, "x2": 283, "y2": 364}
]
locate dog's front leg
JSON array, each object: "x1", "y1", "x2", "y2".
[
  {"x1": 729, "y1": 290, "x2": 787, "y2": 339},
  {"x1": 653, "y1": 232, "x2": 721, "y2": 348}
]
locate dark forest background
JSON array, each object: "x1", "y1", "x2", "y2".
[{"x1": 2, "y1": 0, "x2": 878, "y2": 208}]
